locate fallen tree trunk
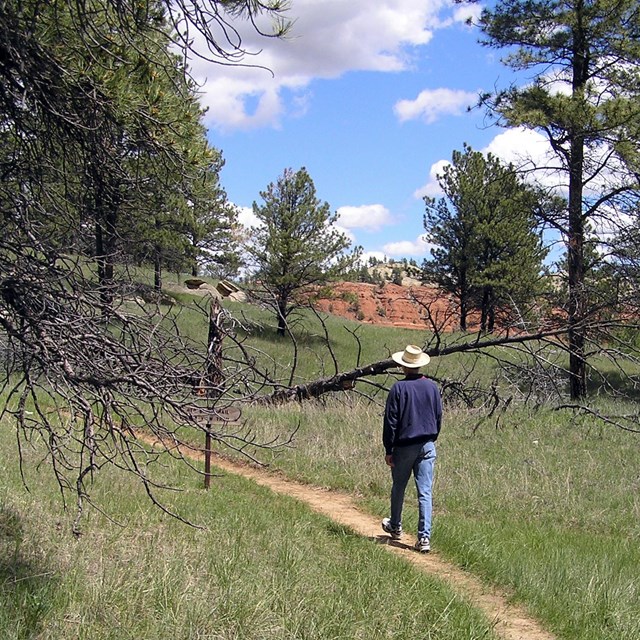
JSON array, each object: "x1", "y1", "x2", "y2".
[
  {"x1": 258, "y1": 358, "x2": 397, "y2": 404},
  {"x1": 255, "y1": 325, "x2": 576, "y2": 405}
]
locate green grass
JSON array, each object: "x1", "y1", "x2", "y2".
[
  {"x1": 4, "y1": 279, "x2": 640, "y2": 639},
  {"x1": 137, "y1": 277, "x2": 521, "y2": 397},
  {"x1": 200, "y1": 400, "x2": 640, "y2": 640},
  {"x1": 434, "y1": 408, "x2": 640, "y2": 640},
  {"x1": 0, "y1": 423, "x2": 497, "y2": 640},
  {"x1": 138, "y1": 287, "x2": 640, "y2": 639}
]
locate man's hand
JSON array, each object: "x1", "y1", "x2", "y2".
[{"x1": 385, "y1": 454, "x2": 394, "y2": 467}]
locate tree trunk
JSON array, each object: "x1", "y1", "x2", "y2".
[
  {"x1": 95, "y1": 210, "x2": 116, "y2": 312},
  {"x1": 567, "y1": 140, "x2": 586, "y2": 399},
  {"x1": 256, "y1": 324, "x2": 575, "y2": 405},
  {"x1": 488, "y1": 305, "x2": 495, "y2": 334},
  {"x1": 95, "y1": 221, "x2": 105, "y2": 284},
  {"x1": 459, "y1": 271, "x2": 468, "y2": 331},
  {"x1": 276, "y1": 296, "x2": 287, "y2": 336},
  {"x1": 154, "y1": 217, "x2": 162, "y2": 292},
  {"x1": 154, "y1": 251, "x2": 162, "y2": 292},
  {"x1": 259, "y1": 358, "x2": 397, "y2": 404},
  {"x1": 460, "y1": 302, "x2": 468, "y2": 332},
  {"x1": 480, "y1": 286, "x2": 490, "y2": 332},
  {"x1": 206, "y1": 298, "x2": 224, "y2": 399},
  {"x1": 480, "y1": 286, "x2": 495, "y2": 334},
  {"x1": 567, "y1": 16, "x2": 589, "y2": 400}
]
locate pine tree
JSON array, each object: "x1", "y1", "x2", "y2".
[
  {"x1": 476, "y1": 0, "x2": 640, "y2": 395},
  {"x1": 423, "y1": 145, "x2": 549, "y2": 332},
  {"x1": 246, "y1": 168, "x2": 361, "y2": 336}
]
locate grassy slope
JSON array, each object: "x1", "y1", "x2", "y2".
[
  {"x1": 192, "y1": 296, "x2": 640, "y2": 640},
  {"x1": 2, "y1": 287, "x2": 639, "y2": 639}
]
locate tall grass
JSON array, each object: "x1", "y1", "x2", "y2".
[
  {"x1": 0, "y1": 421, "x2": 497, "y2": 639},
  {"x1": 208, "y1": 399, "x2": 640, "y2": 640},
  {"x1": 156, "y1": 287, "x2": 640, "y2": 639},
  {"x1": 212, "y1": 296, "x2": 543, "y2": 399},
  {"x1": 4, "y1": 283, "x2": 639, "y2": 639}
]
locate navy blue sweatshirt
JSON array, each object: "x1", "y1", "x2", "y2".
[{"x1": 383, "y1": 374, "x2": 442, "y2": 455}]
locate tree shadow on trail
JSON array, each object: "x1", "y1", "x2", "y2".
[{"x1": 0, "y1": 505, "x2": 59, "y2": 639}]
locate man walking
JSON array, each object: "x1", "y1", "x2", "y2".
[{"x1": 382, "y1": 345, "x2": 442, "y2": 552}]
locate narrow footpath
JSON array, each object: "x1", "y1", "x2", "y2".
[{"x1": 142, "y1": 435, "x2": 556, "y2": 640}]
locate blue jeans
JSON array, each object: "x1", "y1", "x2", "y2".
[{"x1": 389, "y1": 441, "x2": 436, "y2": 539}]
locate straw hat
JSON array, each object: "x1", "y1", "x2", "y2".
[{"x1": 391, "y1": 344, "x2": 430, "y2": 368}]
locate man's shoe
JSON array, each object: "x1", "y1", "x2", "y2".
[
  {"x1": 381, "y1": 517, "x2": 402, "y2": 540},
  {"x1": 414, "y1": 537, "x2": 430, "y2": 553}
]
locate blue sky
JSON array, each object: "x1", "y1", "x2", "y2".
[{"x1": 188, "y1": 0, "x2": 550, "y2": 262}]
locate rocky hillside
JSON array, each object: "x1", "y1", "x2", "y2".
[{"x1": 312, "y1": 281, "x2": 467, "y2": 332}]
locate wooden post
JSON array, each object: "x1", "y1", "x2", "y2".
[
  {"x1": 198, "y1": 298, "x2": 241, "y2": 489},
  {"x1": 204, "y1": 297, "x2": 223, "y2": 490},
  {"x1": 204, "y1": 426, "x2": 212, "y2": 490},
  {"x1": 206, "y1": 298, "x2": 224, "y2": 396},
  {"x1": 193, "y1": 407, "x2": 241, "y2": 490}
]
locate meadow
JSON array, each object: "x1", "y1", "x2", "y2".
[
  {"x1": 228, "y1": 401, "x2": 640, "y2": 640},
  {"x1": 1, "y1": 281, "x2": 639, "y2": 639},
  {"x1": 0, "y1": 404, "x2": 496, "y2": 640}
]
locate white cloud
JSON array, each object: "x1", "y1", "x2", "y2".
[
  {"x1": 383, "y1": 236, "x2": 431, "y2": 257},
  {"x1": 185, "y1": 0, "x2": 457, "y2": 131},
  {"x1": 451, "y1": 4, "x2": 482, "y2": 25},
  {"x1": 482, "y1": 127, "x2": 576, "y2": 194},
  {"x1": 360, "y1": 250, "x2": 387, "y2": 264},
  {"x1": 414, "y1": 127, "x2": 561, "y2": 199},
  {"x1": 394, "y1": 88, "x2": 478, "y2": 124},
  {"x1": 199, "y1": 80, "x2": 286, "y2": 131},
  {"x1": 337, "y1": 204, "x2": 394, "y2": 231},
  {"x1": 483, "y1": 127, "x2": 635, "y2": 200},
  {"x1": 414, "y1": 159, "x2": 451, "y2": 199},
  {"x1": 482, "y1": 128, "x2": 552, "y2": 169},
  {"x1": 237, "y1": 206, "x2": 261, "y2": 229}
]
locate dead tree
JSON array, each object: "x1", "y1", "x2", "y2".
[{"x1": 0, "y1": 0, "x2": 292, "y2": 531}]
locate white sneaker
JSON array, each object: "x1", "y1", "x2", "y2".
[
  {"x1": 414, "y1": 537, "x2": 430, "y2": 553},
  {"x1": 381, "y1": 517, "x2": 402, "y2": 540}
]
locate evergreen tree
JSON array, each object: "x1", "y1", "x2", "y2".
[
  {"x1": 476, "y1": 0, "x2": 640, "y2": 395},
  {"x1": 391, "y1": 266, "x2": 404, "y2": 286},
  {"x1": 423, "y1": 145, "x2": 550, "y2": 332},
  {"x1": 0, "y1": 0, "x2": 290, "y2": 519},
  {"x1": 245, "y1": 167, "x2": 361, "y2": 336},
  {"x1": 184, "y1": 149, "x2": 240, "y2": 279}
]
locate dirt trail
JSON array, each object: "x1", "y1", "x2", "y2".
[{"x1": 143, "y1": 436, "x2": 555, "y2": 640}]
